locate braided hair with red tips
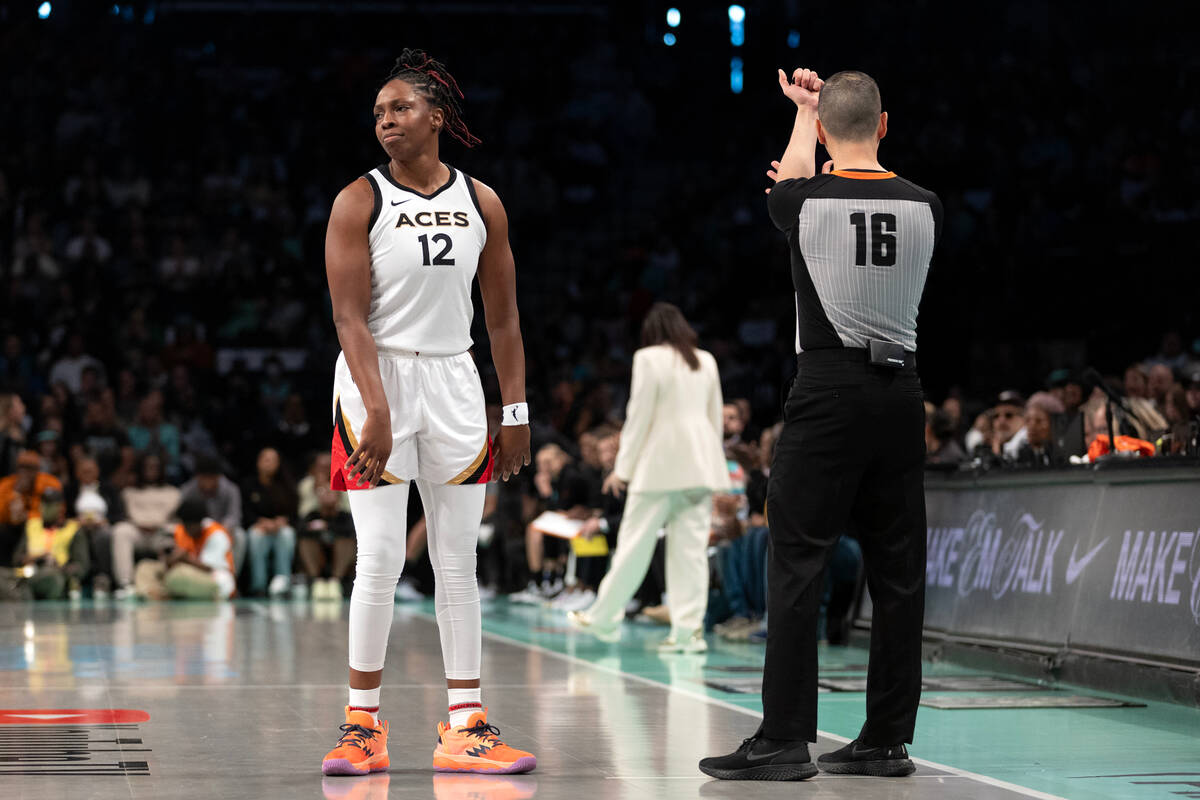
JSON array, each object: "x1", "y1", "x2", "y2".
[{"x1": 383, "y1": 49, "x2": 480, "y2": 148}]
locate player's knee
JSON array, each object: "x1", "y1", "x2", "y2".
[{"x1": 354, "y1": 540, "x2": 406, "y2": 580}]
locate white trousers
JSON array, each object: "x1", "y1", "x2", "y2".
[
  {"x1": 346, "y1": 480, "x2": 485, "y2": 679},
  {"x1": 587, "y1": 488, "x2": 713, "y2": 638}
]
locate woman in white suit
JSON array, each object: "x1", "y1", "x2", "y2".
[{"x1": 569, "y1": 303, "x2": 730, "y2": 652}]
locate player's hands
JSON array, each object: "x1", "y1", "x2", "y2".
[
  {"x1": 346, "y1": 412, "x2": 393, "y2": 488},
  {"x1": 764, "y1": 158, "x2": 833, "y2": 193},
  {"x1": 602, "y1": 472, "x2": 627, "y2": 498},
  {"x1": 494, "y1": 424, "x2": 531, "y2": 482},
  {"x1": 778, "y1": 67, "x2": 823, "y2": 110}
]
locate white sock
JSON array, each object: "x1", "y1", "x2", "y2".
[
  {"x1": 349, "y1": 687, "x2": 380, "y2": 724},
  {"x1": 447, "y1": 687, "x2": 482, "y2": 728}
]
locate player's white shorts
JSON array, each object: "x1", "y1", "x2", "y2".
[{"x1": 329, "y1": 349, "x2": 493, "y2": 491}]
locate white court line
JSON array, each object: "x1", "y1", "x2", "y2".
[{"x1": 419, "y1": 613, "x2": 1069, "y2": 800}]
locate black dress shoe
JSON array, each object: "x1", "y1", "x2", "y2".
[
  {"x1": 817, "y1": 739, "x2": 916, "y2": 776},
  {"x1": 699, "y1": 735, "x2": 817, "y2": 781}
]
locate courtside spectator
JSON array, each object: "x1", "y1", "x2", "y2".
[
  {"x1": 179, "y1": 454, "x2": 246, "y2": 578},
  {"x1": 111, "y1": 454, "x2": 180, "y2": 598},
  {"x1": 135, "y1": 497, "x2": 236, "y2": 601},
  {"x1": 991, "y1": 391, "x2": 1026, "y2": 459},
  {"x1": 1124, "y1": 364, "x2": 1149, "y2": 399},
  {"x1": 1017, "y1": 392, "x2": 1065, "y2": 466},
  {"x1": 65, "y1": 456, "x2": 125, "y2": 525},
  {"x1": 14, "y1": 487, "x2": 89, "y2": 600},
  {"x1": 0, "y1": 450, "x2": 63, "y2": 528},
  {"x1": 299, "y1": 486, "x2": 356, "y2": 601},
  {"x1": 243, "y1": 446, "x2": 297, "y2": 598}
]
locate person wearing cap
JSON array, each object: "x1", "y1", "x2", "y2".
[
  {"x1": 991, "y1": 391, "x2": 1026, "y2": 459},
  {"x1": 133, "y1": 496, "x2": 236, "y2": 600},
  {"x1": 0, "y1": 450, "x2": 63, "y2": 527},
  {"x1": 13, "y1": 486, "x2": 90, "y2": 599}
]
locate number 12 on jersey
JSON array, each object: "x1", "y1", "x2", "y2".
[
  {"x1": 850, "y1": 212, "x2": 897, "y2": 267},
  {"x1": 418, "y1": 233, "x2": 455, "y2": 266}
]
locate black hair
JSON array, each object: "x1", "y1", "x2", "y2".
[
  {"x1": 381, "y1": 48, "x2": 480, "y2": 148},
  {"x1": 194, "y1": 452, "x2": 222, "y2": 477},
  {"x1": 176, "y1": 496, "x2": 208, "y2": 525}
]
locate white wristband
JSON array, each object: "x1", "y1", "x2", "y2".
[{"x1": 501, "y1": 402, "x2": 529, "y2": 426}]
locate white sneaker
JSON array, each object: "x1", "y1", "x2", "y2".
[
  {"x1": 560, "y1": 589, "x2": 595, "y2": 612},
  {"x1": 268, "y1": 574, "x2": 290, "y2": 598},
  {"x1": 566, "y1": 610, "x2": 621, "y2": 643},
  {"x1": 113, "y1": 585, "x2": 136, "y2": 601},
  {"x1": 657, "y1": 630, "x2": 708, "y2": 654},
  {"x1": 394, "y1": 578, "x2": 423, "y2": 602},
  {"x1": 508, "y1": 582, "x2": 543, "y2": 605},
  {"x1": 325, "y1": 578, "x2": 345, "y2": 602},
  {"x1": 292, "y1": 580, "x2": 310, "y2": 601}
]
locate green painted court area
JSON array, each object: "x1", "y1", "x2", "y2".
[{"x1": 474, "y1": 599, "x2": 1200, "y2": 800}]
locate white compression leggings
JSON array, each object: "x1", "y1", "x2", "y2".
[{"x1": 346, "y1": 480, "x2": 485, "y2": 679}]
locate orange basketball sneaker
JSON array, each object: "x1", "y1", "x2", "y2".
[
  {"x1": 433, "y1": 709, "x2": 536, "y2": 774},
  {"x1": 322, "y1": 706, "x2": 389, "y2": 776}
]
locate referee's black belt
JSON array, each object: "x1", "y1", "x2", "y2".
[{"x1": 797, "y1": 347, "x2": 917, "y2": 371}]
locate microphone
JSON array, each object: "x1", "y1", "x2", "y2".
[{"x1": 1082, "y1": 367, "x2": 1124, "y2": 407}]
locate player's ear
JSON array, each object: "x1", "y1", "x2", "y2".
[
  {"x1": 430, "y1": 106, "x2": 445, "y2": 133},
  {"x1": 815, "y1": 119, "x2": 828, "y2": 146},
  {"x1": 877, "y1": 111, "x2": 888, "y2": 141}
]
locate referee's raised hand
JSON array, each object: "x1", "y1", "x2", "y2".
[{"x1": 778, "y1": 67, "x2": 823, "y2": 109}]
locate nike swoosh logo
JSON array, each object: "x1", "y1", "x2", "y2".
[
  {"x1": 391, "y1": 199, "x2": 411, "y2": 206},
  {"x1": 1066, "y1": 538, "x2": 1108, "y2": 585},
  {"x1": 744, "y1": 748, "x2": 786, "y2": 763}
]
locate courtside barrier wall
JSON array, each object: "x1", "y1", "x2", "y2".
[{"x1": 872, "y1": 464, "x2": 1200, "y2": 668}]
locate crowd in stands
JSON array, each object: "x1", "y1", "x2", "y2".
[{"x1": 1, "y1": 7, "x2": 1198, "y2": 646}]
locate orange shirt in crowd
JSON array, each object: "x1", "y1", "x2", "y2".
[
  {"x1": 0, "y1": 472, "x2": 63, "y2": 525},
  {"x1": 173, "y1": 520, "x2": 236, "y2": 573}
]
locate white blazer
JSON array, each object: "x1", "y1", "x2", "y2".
[{"x1": 613, "y1": 344, "x2": 731, "y2": 494}]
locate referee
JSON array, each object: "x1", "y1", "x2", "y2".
[{"x1": 700, "y1": 68, "x2": 941, "y2": 781}]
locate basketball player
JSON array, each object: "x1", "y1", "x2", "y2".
[{"x1": 320, "y1": 50, "x2": 535, "y2": 777}]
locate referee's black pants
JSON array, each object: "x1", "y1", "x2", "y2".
[{"x1": 761, "y1": 349, "x2": 927, "y2": 745}]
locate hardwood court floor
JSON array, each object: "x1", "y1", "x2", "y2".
[{"x1": 1, "y1": 599, "x2": 1197, "y2": 799}]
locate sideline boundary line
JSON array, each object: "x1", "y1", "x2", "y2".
[{"x1": 412, "y1": 610, "x2": 1068, "y2": 800}]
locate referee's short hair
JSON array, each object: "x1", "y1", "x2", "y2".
[{"x1": 818, "y1": 71, "x2": 882, "y2": 141}]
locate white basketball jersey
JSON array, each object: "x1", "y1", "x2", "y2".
[{"x1": 362, "y1": 165, "x2": 487, "y2": 355}]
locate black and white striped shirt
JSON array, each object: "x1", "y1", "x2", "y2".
[{"x1": 767, "y1": 169, "x2": 942, "y2": 354}]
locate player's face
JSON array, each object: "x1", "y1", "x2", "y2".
[{"x1": 374, "y1": 80, "x2": 441, "y2": 160}]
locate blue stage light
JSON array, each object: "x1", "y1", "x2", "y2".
[
  {"x1": 666, "y1": 8, "x2": 681, "y2": 28},
  {"x1": 37, "y1": 2, "x2": 51, "y2": 19},
  {"x1": 663, "y1": 32, "x2": 677, "y2": 46},
  {"x1": 728, "y1": 5, "x2": 745, "y2": 46},
  {"x1": 730, "y1": 56, "x2": 744, "y2": 94}
]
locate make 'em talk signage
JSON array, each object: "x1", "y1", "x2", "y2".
[{"x1": 919, "y1": 475, "x2": 1200, "y2": 666}]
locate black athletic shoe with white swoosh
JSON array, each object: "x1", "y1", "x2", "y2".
[
  {"x1": 816, "y1": 739, "x2": 916, "y2": 776},
  {"x1": 698, "y1": 735, "x2": 817, "y2": 781}
]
